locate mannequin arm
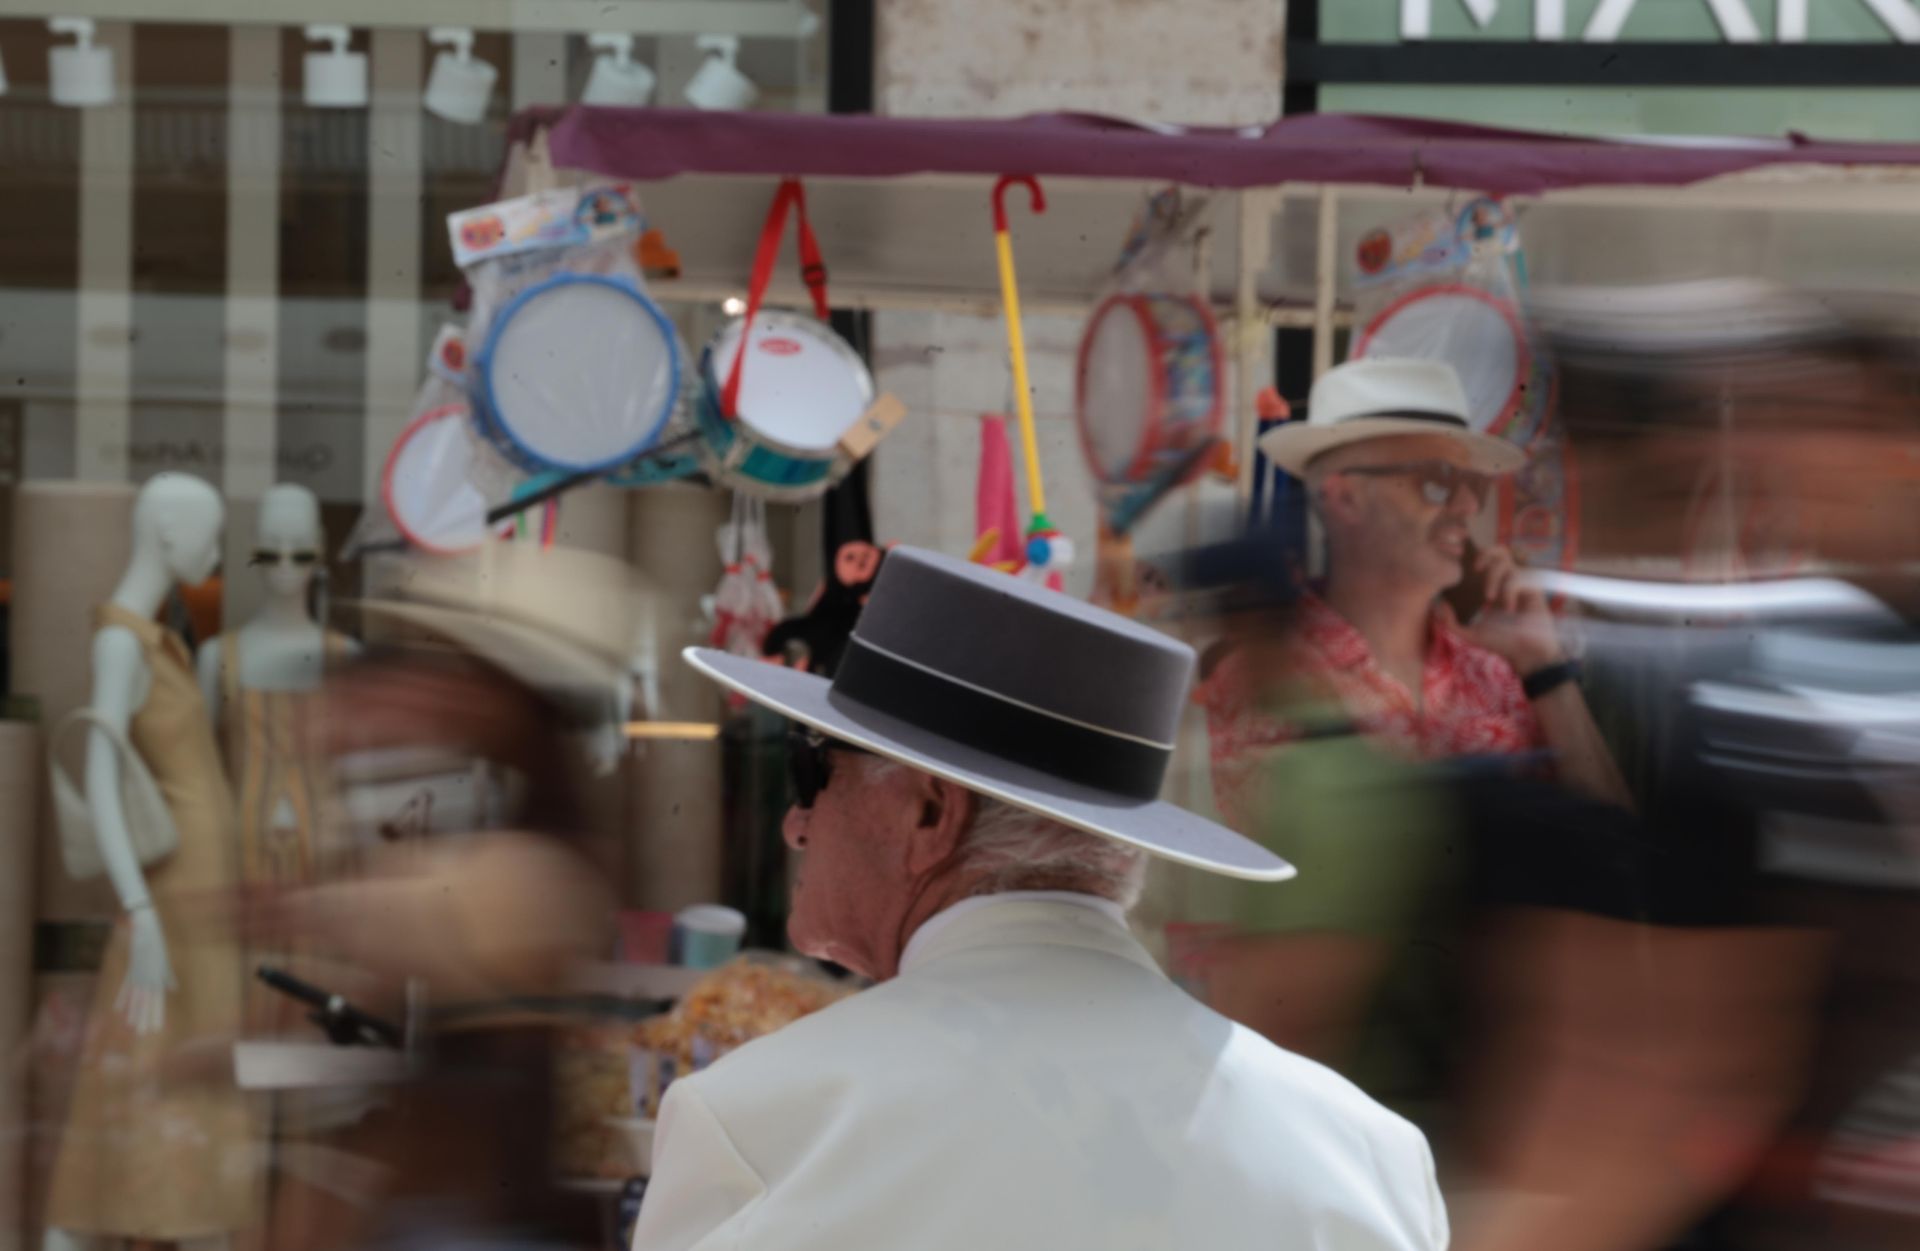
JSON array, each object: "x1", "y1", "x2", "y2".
[
  {"x1": 86, "y1": 626, "x2": 175, "y2": 1034},
  {"x1": 195, "y1": 634, "x2": 223, "y2": 727}
]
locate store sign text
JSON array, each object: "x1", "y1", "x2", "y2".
[{"x1": 1401, "y1": 0, "x2": 1920, "y2": 42}]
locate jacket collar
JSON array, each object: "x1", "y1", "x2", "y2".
[{"x1": 897, "y1": 893, "x2": 1162, "y2": 980}]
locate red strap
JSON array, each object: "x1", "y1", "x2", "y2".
[{"x1": 722, "y1": 179, "x2": 830, "y2": 419}]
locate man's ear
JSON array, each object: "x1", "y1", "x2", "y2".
[
  {"x1": 903, "y1": 772, "x2": 974, "y2": 876},
  {"x1": 1314, "y1": 472, "x2": 1364, "y2": 527}
]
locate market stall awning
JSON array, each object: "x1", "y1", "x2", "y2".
[{"x1": 545, "y1": 108, "x2": 1920, "y2": 196}]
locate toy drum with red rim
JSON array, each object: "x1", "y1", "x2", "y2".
[
  {"x1": 1075, "y1": 293, "x2": 1224, "y2": 489},
  {"x1": 1355, "y1": 284, "x2": 1532, "y2": 439},
  {"x1": 382, "y1": 403, "x2": 509, "y2": 555}
]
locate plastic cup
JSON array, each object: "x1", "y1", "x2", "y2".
[{"x1": 669, "y1": 904, "x2": 747, "y2": 969}]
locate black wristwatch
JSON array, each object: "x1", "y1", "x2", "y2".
[{"x1": 1522, "y1": 658, "x2": 1583, "y2": 701}]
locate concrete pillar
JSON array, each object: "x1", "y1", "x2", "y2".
[{"x1": 624, "y1": 484, "x2": 729, "y2": 910}]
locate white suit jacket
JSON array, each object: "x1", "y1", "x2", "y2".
[{"x1": 634, "y1": 897, "x2": 1447, "y2": 1251}]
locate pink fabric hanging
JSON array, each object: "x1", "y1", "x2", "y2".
[{"x1": 975, "y1": 415, "x2": 1025, "y2": 568}]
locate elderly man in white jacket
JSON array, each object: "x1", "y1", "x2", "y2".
[{"x1": 638, "y1": 547, "x2": 1448, "y2": 1251}]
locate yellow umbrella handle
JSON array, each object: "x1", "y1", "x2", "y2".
[{"x1": 992, "y1": 175, "x2": 1049, "y2": 527}]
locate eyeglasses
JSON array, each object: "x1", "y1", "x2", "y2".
[
  {"x1": 249, "y1": 549, "x2": 321, "y2": 568},
  {"x1": 1334, "y1": 461, "x2": 1493, "y2": 510},
  {"x1": 785, "y1": 724, "x2": 873, "y2": 810}
]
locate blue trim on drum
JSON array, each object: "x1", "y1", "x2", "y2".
[{"x1": 474, "y1": 272, "x2": 682, "y2": 476}]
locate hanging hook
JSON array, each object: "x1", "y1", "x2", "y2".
[{"x1": 992, "y1": 175, "x2": 1047, "y2": 232}]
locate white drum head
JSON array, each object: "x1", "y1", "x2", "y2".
[
  {"x1": 483, "y1": 275, "x2": 679, "y2": 471},
  {"x1": 1356, "y1": 286, "x2": 1529, "y2": 435},
  {"x1": 1079, "y1": 302, "x2": 1154, "y2": 482},
  {"x1": 383, "y1": 404, "x2": 497, "y2": 554},
  {"x1": 712, "y1": 313, "x2": 872, "y2": 452}
]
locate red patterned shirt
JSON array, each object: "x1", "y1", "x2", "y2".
[{"x1": 1198, "y1": 594, "x2": 1542, "y2": 829}]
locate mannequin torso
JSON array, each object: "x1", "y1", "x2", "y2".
[
  {"x1": 46, "y1": 472, "x2": 255, "y2": 1246},
  {"x1": 195, "y1": 485, "x2": 355, "y2": 1036}
]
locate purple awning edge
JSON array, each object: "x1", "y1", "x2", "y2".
[{"x1": 537, "y1": 107, "x2": 1920, "y2": 197}]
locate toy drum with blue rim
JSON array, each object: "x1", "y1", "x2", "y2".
[
  {"x1": 696, "y1": 310, "x2": 874, "y2": 503},
  {"x1": 473, "y1": 272, "x2": 681, "y2": 475},
  {"x1": 1075, "y1": 293, "x2": 1225, "y2": 489}
]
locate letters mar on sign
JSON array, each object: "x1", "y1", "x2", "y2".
[{"x1": 1399, "y1": 0, "x2": 1920, "y2": 42}]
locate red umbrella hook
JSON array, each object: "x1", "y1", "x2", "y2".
[{"x1": 992, "y1": 174, "x2": 1047, "y2": 232}]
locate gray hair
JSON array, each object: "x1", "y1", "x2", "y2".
[
  {"x1": 863, "y1": 758, "x2": 1147, "y2": 908},
  {"x1": 957, "y1": 796, "x2": 1148, "y2": 910}
]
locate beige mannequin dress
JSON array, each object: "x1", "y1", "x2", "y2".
[{"x1": 44, "y1": 604, "x2": 256, "y2": 1240}]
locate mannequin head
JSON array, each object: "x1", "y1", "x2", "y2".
[
  {"x1": 131, "y1": 473, "x2": 224, "y2": 587},
  {"x1": 254, "y1": 483, "x2": 324, "y2": 601}
]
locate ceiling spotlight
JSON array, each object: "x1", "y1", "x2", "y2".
[
  {"x1": 48, "y1": 17, "x2": 113, "y2": 108},
  {"x1": 721, "y1": 296, "x2": 747, "y2": 317},
  {"x1": 423, "y1": 27, "x2": 496, "y2": 125},
  {"x1": 684, "y1": 35, "x2": 758, "y2": 112},
  {"x1": 303, "y1": 25, "x2": 367, "y2": 108},
  {"x1": 582, "y1": 33, "x2": 656, "y2": 107}
]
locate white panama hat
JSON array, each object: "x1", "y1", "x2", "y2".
[{"x1": 1257, "y1": 358, "x2": 1527, "y2": 477}]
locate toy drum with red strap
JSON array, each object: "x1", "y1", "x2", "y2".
[{"x1": 696, "y1": 179, "x2": 874, "y2": 502}]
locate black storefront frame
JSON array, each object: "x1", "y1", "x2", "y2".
[{"x1": 1291, "y1": 40, "x2": 1920, "y2": 87}]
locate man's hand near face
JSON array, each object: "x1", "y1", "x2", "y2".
[
  {"x1": 1445, "y1": 546, "x2": 1632, "y2": 811},
  {"x1": 1459, "y1": 546, "x2": 1567, "y2": 674}
]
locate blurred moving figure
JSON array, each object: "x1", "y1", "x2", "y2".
[
  {"x1": 1179, "y1": 294, "x2": 1920, "y2": 1251},
  {"x1": 1527, "y1": 281, "x2": 1920, "y2": 1251},
  {"x1": 240, "y1": 546, "x2": 635, "y2": 1251}
]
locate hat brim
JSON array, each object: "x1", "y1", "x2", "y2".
[
  {"x1": 684, "y1": 647, "x2": 1295, "y2": 883},
  {"x1": 353, "y1": 599, "x2": 629, "y2": 710},
  {"x1": 1258, "y1": 418, "x2": 1528, "y2": 478}
]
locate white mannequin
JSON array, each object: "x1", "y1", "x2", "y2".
[
  {"x1": 197, "y1": 483, "x2": 348, "y2": 716},
  {"x1": 89, "y1": 473, "x2": 223, "y2": 1036},
  {"x1": 49, "y1": 472, "x2": 228, "y2": 1251}
]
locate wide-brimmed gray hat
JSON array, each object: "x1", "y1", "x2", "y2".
[{"x1": 683, "y1": 546, "x2": 1293, "y2": 882}]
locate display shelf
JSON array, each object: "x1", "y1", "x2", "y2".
[{"x1": 0, "y1": 0, "x2": 817, "y2": 38}]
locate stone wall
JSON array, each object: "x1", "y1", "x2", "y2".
[
  {"x1": 866, "y1": 0, "x2": 1287, "y2": 592},
  {"x1": 877, "y1": 0, "x2": 1286, "y2": 124}
]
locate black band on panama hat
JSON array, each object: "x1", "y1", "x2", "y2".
[
  {"x1": 683, "y1": 546, "x2": 1293, "y2": 882},
  {"x1": 1258, "y1": 358, "x2": 1527, "y2": 477}
]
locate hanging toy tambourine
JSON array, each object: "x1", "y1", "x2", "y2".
[
  {"x1": 696, "y1": 179, "x2": 876, "y2": 503},
  {"x1": 473, "y1": 271, "x2": 682, "y2": 474},
  {"x1": 381, "y1": 402, "x2": 509, "y2": 555}
]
